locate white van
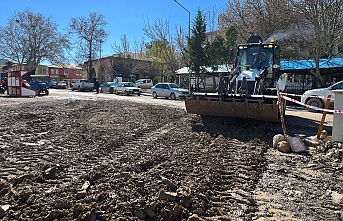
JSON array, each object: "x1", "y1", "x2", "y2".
[{"x1": 135, "y1": 79, "x2": 153, "y2": 89}]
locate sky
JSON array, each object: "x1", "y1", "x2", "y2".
[{"x1": 0, "y1": 0, "x2": 228, "y2": 62}]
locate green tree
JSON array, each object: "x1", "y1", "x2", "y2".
[
  {"x1": 0, "y1": 9, "x2": 69, "y2": 70},
  {"x1": 145, "y1": 39, "x2": 177, "y2": 82},
  {"x1": 68, "y1": 12, "x2": 109, "y2": 80},
  {"x1": 143, "y1": 18, "x2": 178, "y2": 81},
  {"x1": 208, "y1": 26, "x2": 238, "y2": 67},
  {"x1": 189, "y1": 10, "x2": 209, "y2": 89}
]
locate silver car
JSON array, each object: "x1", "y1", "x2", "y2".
[
  {"x1": 114, "y1": 82, "x2": 141, "y2": 96},
  {"x1": 135, "y1": 79, "x2": 153, "y2": 89},
  {"x1": 151, "y1": 83, "x2": 190, "y2": 100},
  {"x1": 100, "y1": 82, "x2": 118, "y2": 93}
]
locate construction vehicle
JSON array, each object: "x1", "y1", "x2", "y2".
[{"x1": 185, "y1": 36, "x2": 284, "y2": 122}]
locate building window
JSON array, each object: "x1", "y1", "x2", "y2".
[
  {"x1": 76, "y1": 70, "x2": 83, "y2": 76},
  {"x1": 39, "y1": 67, "x2": 46, "y2": 75},
  {"x1": 51, "y1": 69, "x2": 58, "y2": 75},
  {"x1": 64, "y1": 69, "x2": 69, "y2": 78}
]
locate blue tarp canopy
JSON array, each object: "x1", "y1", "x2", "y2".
[{"x1": 281, "y1": 58, "x2": 343, "y2": 71}]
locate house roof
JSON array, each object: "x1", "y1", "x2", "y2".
[
  {"x1": 48, "y1": 64, "x2": 83, "y2": 69},
  {"x1": 281, "y1": 58, "x2": 343, "y2": 71}
]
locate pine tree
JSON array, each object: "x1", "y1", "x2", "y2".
[{"x1": 188, "y1": 10, "x2": 208, "y2": 90}]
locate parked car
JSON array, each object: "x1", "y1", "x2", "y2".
[
  {"x1": 300, "y1": 80, "x2": 343, "y2": 110},
  {"x1": 49, "y1": 81, "x2": 57, "y2": 88},
  {"x1": 100, "y1": 82, "x2": 118, "y2": 93},
  {"x1": 135, "y1": 79, "x2": 153, "y2": 89},
  {"x1": 72, "y1": 79, "x2": 94, "y2": 92},
  {"x1": 55, "y1": 81, "x2": 67, "y2": 89},
  {"x1": 114, "y1": 82, "x2": 141, "y2": 96},
  {"x1": 151, "y1": 83, "x2": 190, "y2": 100}
]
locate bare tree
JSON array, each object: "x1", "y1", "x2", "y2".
[
  {"x1": 68, "y1": 12, "x2": 109, "y2": 79},
  {"x1": 220, "y1": 0, "x2": 343, "y2": 84},
  {"x1": 111, "y1": 35, "x2": 151, "y2": 80},
  {"x1": 0, "y1": 9, "x2": 69, "y2": 70},
  {"x1": 220, "y1": 0, "x2": 294, "y2": 42},
  {"x1": 112, "y1": 34, "x2": 137, "y2": 78},
  {"x1": 287, "y1": 0, "x2": 343, "y2": 84},
  {"x1": 175, "y1": 26, "x2": 188, "y2": 68},
  {"x1": 143, "y1": 18, "x2": 179, "y2": 81}
]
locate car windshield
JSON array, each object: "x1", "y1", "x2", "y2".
[
  {"x1": 58, "y1": 81, "x2": 65, "y2": 84},
  {"x1": 330, "y1": 81, "x2": 343, "y2": 90},
  {"x1": 109, "y1": 82, "x2": 117, "y2": 86},
  {"x1": 169, "y1": 83, "x2": 180, "y2": 89},
  {"x1": 123, "y1": 82, "x2": 135, "y2": 87}
]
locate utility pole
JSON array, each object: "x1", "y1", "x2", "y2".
[{"x1": 173, "y1": 0, "x2": 191, "y2": 92}]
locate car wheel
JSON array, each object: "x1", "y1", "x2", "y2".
[
  {"x1": 152, "y1": 92, "x2": 157, "y2": 98},
  {"x1": 109, "y1": 88, "x2": 114, "y2": 94},
  {"x1": 170, "y1": 93, "x2": 176, "y2": 100},
  {"x1": 306, "y1": 98, "x2": 323, "y2": 112},
  {"x1": 124, "y1": 90, "x2": 128, "y2": 96},
  {"x1": 115, "y1": 90, "x2": 119, "y2": 95},
  {"x1": 137, "y1": 93, "x2": 141, "y2": 96}
]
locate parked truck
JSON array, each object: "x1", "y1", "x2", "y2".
[
  {"x1": 72, "y1": 79, "x2": 94, "y2": 92},
  {"x1": 185, "y1": 36, "x2": 285, "y2": 122}
]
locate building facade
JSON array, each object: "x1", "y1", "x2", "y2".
[{"x1": 85, "y1": 52, "x2": 166, "y2": 83}]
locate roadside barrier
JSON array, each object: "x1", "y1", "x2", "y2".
[{"x1": 279, "y1": 94, "x2": 343, "y2": 114}]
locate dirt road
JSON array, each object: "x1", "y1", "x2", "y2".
[{"x1": 0, "y1": 93, "x2": 342, "y2": 221}]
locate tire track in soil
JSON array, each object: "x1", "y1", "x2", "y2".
[{"x1": 0, "y1": 99, "x2": 270, "y2": 220}]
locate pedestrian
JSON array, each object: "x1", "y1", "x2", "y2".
[{"x1": 94, "y1": 80, "x2": 100, "y2": 94}]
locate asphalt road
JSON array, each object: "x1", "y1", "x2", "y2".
[{"x1": 284, "y1": 105, "x2": 333, "y2": 137}]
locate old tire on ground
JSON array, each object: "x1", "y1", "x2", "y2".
[
  {"x1": 152, "y1": 92, "x2": 157, "y2": 98},
  {"x1": 170, "y1": 93, "x2": 176, "y2": 100},
  {"x1": 306, "y1": 98, "x2": 323, "y2": 112}
]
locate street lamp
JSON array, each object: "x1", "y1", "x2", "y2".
[{"x1": 173, "y1": 0, "x2": 191, "y2": 92}]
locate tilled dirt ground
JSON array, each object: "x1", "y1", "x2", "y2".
[{"x1": 0, "y1": 97, "x2": 342, "y2": 221}]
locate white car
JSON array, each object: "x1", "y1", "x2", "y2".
[
  {"x1": 114, "y1": 82, "x2": 141, "y2": 96},
  {"x1": 300, "y1": 80, "x2": 343, "y2": 109},
  {"x1": 151, "y1": 83, "x2": 190, "y2": 100}
]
